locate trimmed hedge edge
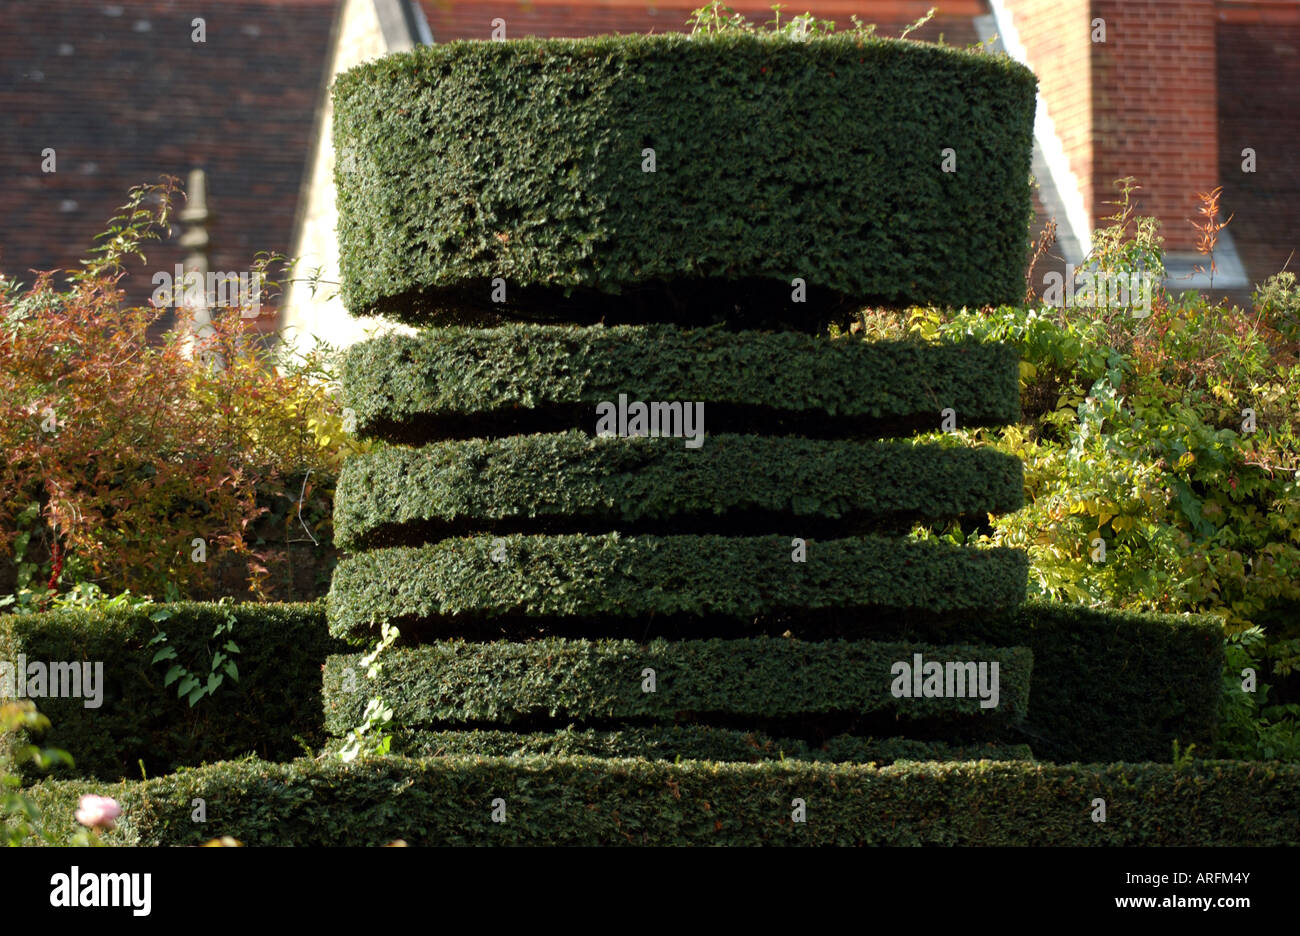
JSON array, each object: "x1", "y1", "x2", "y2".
[
  {"x1": 322, "y1": 638, "x2": 1032, "y2": 730},
  {"x1": 28, "y1": 755, "x2": 1300, "y2": 846},
  {"x1": 334, "y1": 432, "x2": 1025, "y2": 549},
  {"x1": 322, "y1": 727, "x2": 1035, "y2": 765},
  {"x1": 341, "y1": 326, "x2": 1021, "y2": 442},
  {"x1": 326, "y1": 534, "x2": 1030, "y2": 639}
]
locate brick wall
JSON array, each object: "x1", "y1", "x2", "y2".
[
  {"x1": 1091, "y1": 0, "x2": 1217, "y2": 251},
  {"x1": 1004, "y1": 0, "x2": 1219, "y2": 251}
]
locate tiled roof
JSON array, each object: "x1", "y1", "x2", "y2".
[{"x1": 0, "y1": 0, "x2": 338, "y2": 311}]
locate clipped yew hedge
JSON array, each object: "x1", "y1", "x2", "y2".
[
  {"x1": 341, "y1": 326, "x2": 1021, "y2": 441},
  {"x1": 334, "y1": 432, "x2": 1025, "y2": 548},
  {"x1": 330, "y1": 727, "x2": 1034, "y2": 764},
  {"x1": 333, "y1": 33, "x2": 1035, "y2": 324},
  {"x1": 326, "y1": 534, "x2": 1030, "y2": 639},
  {"x1": 0, "y1": 602, "x2": 342, "y2": 782},
  {"x1": 29, "y1": 756, "x2": 1300, "y2": 846},
  {"x1": 322, "y1": 638, "x2": 1031, "y2": 731}
]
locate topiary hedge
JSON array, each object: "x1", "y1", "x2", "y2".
[
  {"x1": 0, "y1": 602, "x2": 343, "y2": 782},
  {"x1": 333, "y1": 34, "x2": 1036, "y2": 324},
  {"x1": 341, "y1": 326, "x2": 1021, "y2": 442},
  {"x1": 321, "y1": 638, "x2": 1032, "y2": 731},
  {"x1": 334, "y1": 432, "x2": 1025, "y2": 548},
  {"x1": 326, "y1": 534, "x2": 1030, "y2": 639},
  {"x1": 325, "y1": 726, "x2": 1034, "y2": 764},
  {"x1": 28, "y1": 755, "x2": 1300, "y2": 846}
]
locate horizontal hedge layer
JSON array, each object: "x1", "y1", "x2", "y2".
[
  {"x1": 329, "y1": 727, "x2": 1033, "y2": 765},
  {"x1": 322, "y1": 638, "x2": 1032, "y2": 731},
  {"x1": 0, "y1": 602, "x2": 343, "y2": 782},
  {"x1": 341, "y1": 327, "x2": 1021, "y2": 442},
  {"x1": 29, "y1": 756, "x2": 1300, "y2": 845},
  {"x1": 326, "y1": 534, "x2": 1030, "y2": 639},
  {"x1": 333, "y1": 33, "x2": 1036, "y2": 323},
  {"x1": 334, "y1": 432, "x2": 1025, "y2": 548}
]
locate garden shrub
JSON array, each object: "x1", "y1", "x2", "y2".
[
  {"x1": 0, "y1": 601, "x2": 342, "y2": 781},
  {"x1": 0, "y1": 181, "x2": 361, "y2": 609}
]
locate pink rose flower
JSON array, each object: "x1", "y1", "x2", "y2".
[{"x1": 75, "y1": 794, "x2": 121, "y2": 830}]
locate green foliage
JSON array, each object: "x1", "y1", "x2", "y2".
[
  {"x1": 1219, "y1": 627, "x2": 1300, "y2": 761},
  {"x1": 332, "y1": 33, "x2": 1035, "y2": 323},
  {"x1": 1253, "y1": 271, "x2": 1300, "y2": 343},
  {"x1": 337, "y1": 726, "x2": 1032, "y2": 764},
  {"x1": 341, "y1": 325, "x2": 1020, "y2": 441},
  {"x1": 323, "y1": 638, "x2": 1032, "y2": 731},
  {"x1": 336, "y1": 622, "x2": 400, "y2": 763},
  {"x1": 145, "y1": 602, "x2": 241, "y2": 708},
  {"x1": 900, "y1": 188, "x2": 1300, "y2": 755},
  {"x1": 1, "y1": 702, "x2": 87, "y2": 846},
  {"x1": 326, "y1": 534, "x2": 1029, "y2": 639},
  {"x1": 27, "y1": 754, "x2": 1300, "y2": 845},
  {"x1": 0, "y1": 181, "x2": 363, "y2": 607},
  {"x1": 0, "y1": 602, "x2": 343, "y2": 781},
  {"x1": 335, "y1": 431, "x2": 1024, "y2": 549}
]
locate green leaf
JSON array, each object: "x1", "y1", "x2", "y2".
[
  {"x1": 163, "y1": 665, "x2": 185, "y2": 687},
  {"x1": 151, "y1": 646, "x2": 178, "y2": 664},
  {"x1": 224, "y1": 661, "x2": 239, "y2": 682},
  {"x1": 176, "y1": 675, "x2": 199, "y2": 698},
  {"x1": 206, "y1": 672, "x2": 224, "y2": 695}
]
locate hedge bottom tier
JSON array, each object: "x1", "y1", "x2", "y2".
[{"x1": 30, "y1": 756, "x2": 1300, "y2": 846}]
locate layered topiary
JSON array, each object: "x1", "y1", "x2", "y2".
[
  {"x1": 341, "y1": 326, "x2": 1021, "y2": 442},
  {"x1": 333, "y1": 33, "x2": 1036, "y2": 324},
  {"x1": 334, "y1": 432, "x2": 1025, "y2": 548},
  {"x1": 322, "y1": 638, "x2": 1032, "y2": 731},
  {"x1": 30, "y1": 756, "x2": 1300, "y2": 846},
  {"x1": 327, "y1": 534, "x2": 1030, "y2": 639},
  {"x1": 312, "y1": 25, "x2": 1235, "y2": 846}
]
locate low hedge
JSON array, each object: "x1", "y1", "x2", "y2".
[
  {"x1": 978, "y1": 601, "x2": 1225, "y2": 763},
  {"x1": 334, "y1": 432, "x2": 1025, "y2": 548},
  {"x1": 326, "y1": 534, "x2": 1030, "y2": 639},
  {"x1": 322, "y1": 638, "x2": 1032, "y2": 731},
  {"x1": 327, "y1": 727, "x2": 1034, "y2": 764},
  {"x1": 0, "y1": 602, "x2": 343, "y2": 782},
  {"x1": 333, "y1": 33, "x2": 1035, "y2": 323},
  {"x1": 28, "y1": 755, "x2": 1300, "y2": 845},
  {"x1": 341, "y1": 326, "x2": 1021, "y2": 442}
]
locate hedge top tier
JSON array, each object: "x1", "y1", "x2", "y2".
[{"x1": 332, "y1": 32, "x2": 1037, "y2": 328}]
